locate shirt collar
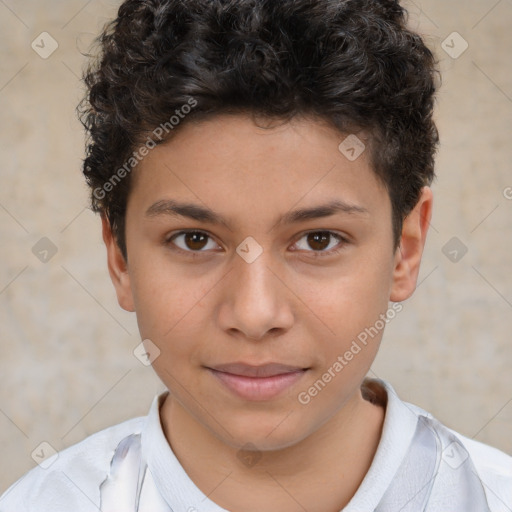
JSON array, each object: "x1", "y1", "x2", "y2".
[
  {"x1": 141, "y1": 391, "x2": 228, "y2": 511},
  {"x1": 141, "y1": 378, "x2": 419, "y2": 511},
  {"x1": 344, "y1": 378, "x2": 421, "y2": 511}
]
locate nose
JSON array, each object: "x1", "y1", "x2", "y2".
[{"x1": 217, "y1": 250, "x2": 294, "y2": 341}]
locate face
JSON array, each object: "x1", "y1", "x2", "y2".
[{"x1": 105, "y1": 113, "x2": 431, "y2": 451}]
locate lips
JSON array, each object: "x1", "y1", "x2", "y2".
[
  {"x1": 206, "y1": 362, "x2": 309, "y2": 401},
  {"x1": 210, "y1": 362, "x2": 308, "y2": 378}
]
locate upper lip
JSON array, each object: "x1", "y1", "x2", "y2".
[{"x1": 208, "y1": 363, "x2": 308, "y2": 378}]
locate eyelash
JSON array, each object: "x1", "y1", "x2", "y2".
[{"x1": 164, "y1": 229, "x2": 350, "y2": 259}]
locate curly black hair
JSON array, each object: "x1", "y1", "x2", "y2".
[{"x1": 79, "y1": 0, "x2": 440, "y2": 261}]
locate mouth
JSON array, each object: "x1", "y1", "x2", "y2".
[{"x1": 206, "y1": 362, "x2": 310, "y2": 401}]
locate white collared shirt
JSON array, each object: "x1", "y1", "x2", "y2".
[{"x1": 1, "y1": 379, "x2": 511, "y2": 511}]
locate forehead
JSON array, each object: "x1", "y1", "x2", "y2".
[{"x1": 127, "y1": 114, "x2": 389, "y2": 224}]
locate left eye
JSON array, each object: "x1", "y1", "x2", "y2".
[{"x1": 292, "y1": 231, "x2": 348, "y2": 256}]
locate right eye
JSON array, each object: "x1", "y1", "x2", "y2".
[{"x1": 165, "y1": 230, "x2": 221, "y2": 256}]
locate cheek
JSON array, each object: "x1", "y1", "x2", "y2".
[
  {"x1": 128, "y1": 254, "x2": 186, "y2": 340},
  {"x1": 303, "y1": 256, "x2": 393, "y2": 369},
  {"x1": 128, "y1": 254, "x2": 215, "y2": 364},
  {"x1": 311, "y1": 259, "x2": 393, "y2": 331}
]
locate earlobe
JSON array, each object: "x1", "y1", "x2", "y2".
[
  {"x1": 101, "y1": 215, "x2": 135, "y2": 312},
  {"x1": 390, "y1": 186, "x2": 433, "y2": 302}
]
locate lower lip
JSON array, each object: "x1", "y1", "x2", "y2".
[{"x1": 208, "y1": 369, "x2": 307, "y2": 401}]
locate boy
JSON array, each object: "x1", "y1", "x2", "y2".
[{"x1": 1, "y1": 0, "x2": 511, "y2": 510}]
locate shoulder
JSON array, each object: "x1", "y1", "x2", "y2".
[
  {"x1": 0, "y1": 415, "x2": 146, "y2": 512},
  {"x1": 407, "y1": 401, "x2": 512, "y2": 511},
  {"x1": 449, "y1": 428, "x2": 512, "y2": 510}
]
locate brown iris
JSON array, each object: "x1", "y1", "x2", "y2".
[
  {"x1": 306, "y1": 232, "x2": 331, "y2": 251},
  {"x1": 183, "y1": 231, "x2": 209, "y2": 250}
]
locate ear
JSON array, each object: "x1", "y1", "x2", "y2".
[
  {"x1": 390, "y1": 186, "x2": 433, "y2": 302},
  {"x1": 101, "y1": 215, "x2": 135, "y2": 312}
]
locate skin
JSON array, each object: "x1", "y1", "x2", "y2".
[{"x1": 103, "y1": 113, "x2": 433, "y2": 511}]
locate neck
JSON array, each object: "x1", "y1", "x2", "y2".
[{"x1": 160, "y1": 380, "x2": 386, "y2": 512}]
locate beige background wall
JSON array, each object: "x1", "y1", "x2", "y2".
[{"x1": 1, "y1": 0, "x2": 511, "y2": 492}]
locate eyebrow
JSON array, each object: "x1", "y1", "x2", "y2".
[{"x1": 145, "y1": 198, "x2": 370, "y2": 231}]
